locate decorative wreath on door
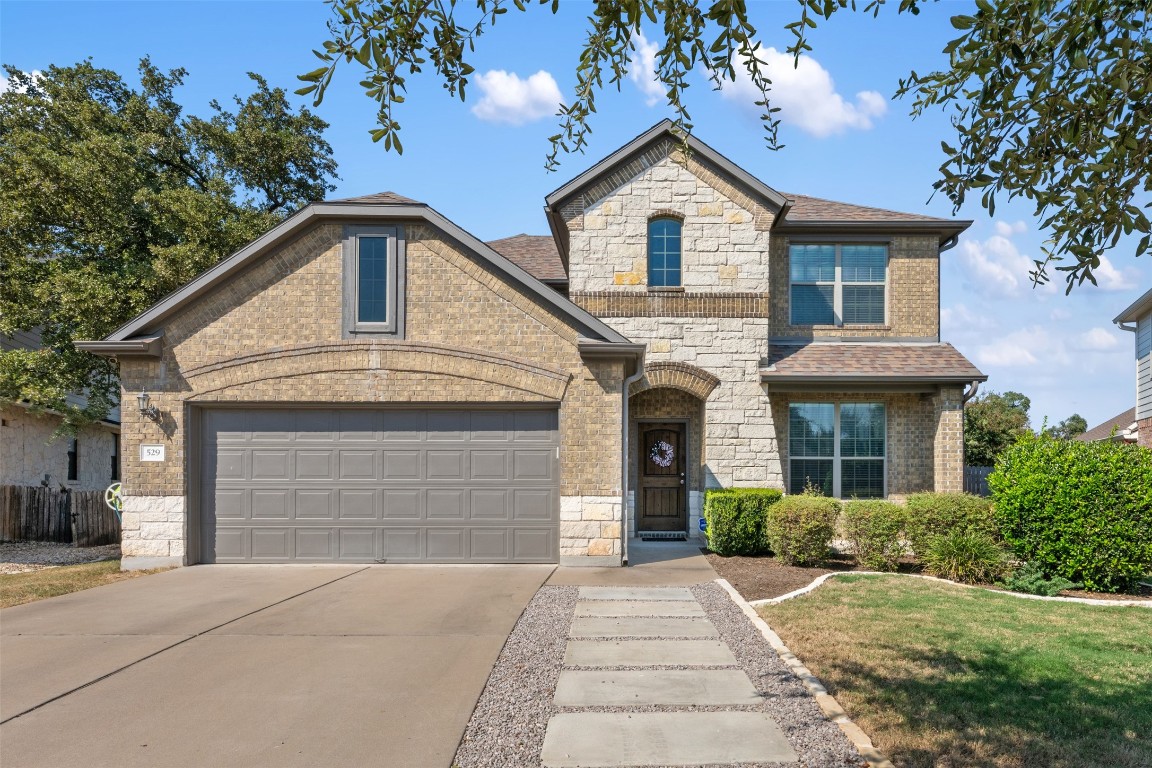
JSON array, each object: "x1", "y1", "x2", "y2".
[{"x1": 650, "y1": 440, "x2": 675, "y2": 468}]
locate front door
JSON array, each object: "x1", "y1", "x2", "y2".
[{"x1": 637, "y1": 422, "x2": 686, "y2": 532}]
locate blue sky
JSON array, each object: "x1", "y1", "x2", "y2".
[{"x1": 3, "y1": 0, "x2": 1148, "y2": 429}]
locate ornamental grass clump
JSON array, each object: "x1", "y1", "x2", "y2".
[
  {"x1": 989, "y1": 432, "x2": 1152, "y2": 592},
  {"x1": 764, "y1": 494, "x2": 839, "y2": 566},
  {"x1": 841, "y1": 500, "x2": 907, "y2": 571},
  {"x1": 703, "y1": 488, "x2": 783, "y2": 556},
  {"x1": 923, "y1": 530, "x2": 1009, "y2": 584}
]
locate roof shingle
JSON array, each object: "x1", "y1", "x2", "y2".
[
  {"x1": 762, "y1": 343, "x2": 985, "y2": 381},
  {"x1": 781, "y1": 193, "x2": 952, "y2": 223},
  {"x1": 328, "y1": 191, "x2": 424, "y2": 206},
  {"x1": 486, "y1": 234, "x2": 567, "y2": 282},
  {"x1": 1076, "y1": 408, "x2": 1136, "y2": 442}
]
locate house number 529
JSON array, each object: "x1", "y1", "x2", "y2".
[{"x1": 140, "y1": 445, "x2": 166, "y2": 462}]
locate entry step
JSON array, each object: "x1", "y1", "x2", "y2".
[{"x1": 553, "y1": 669, "x2": 761, "y2": 707}]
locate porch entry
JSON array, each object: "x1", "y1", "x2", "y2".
[{"x1": 637, "y1": 422, "x2": 687, "y2": 532}]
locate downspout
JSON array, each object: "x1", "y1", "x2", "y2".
[
  {"x1": 621, "y1": 351, "x2": 646, "y2": 566},
  {"x1": 962, "y1": 380, "x2": 980, "y2": 404}
]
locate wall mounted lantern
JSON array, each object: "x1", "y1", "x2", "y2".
[{"x1": 137, "y1": 391, "x2": 160, "y2": 421}]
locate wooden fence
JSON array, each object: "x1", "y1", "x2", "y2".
[
  {"x1": 0, "y1": 486, "x2": 120, "y2": 547},
  {"x1": 964, "y1": 466, "x2": 993, "y2": 497}
]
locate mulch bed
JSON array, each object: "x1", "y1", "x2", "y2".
[{"x1": 704, "y1": 550, "x2": 1152, "y2": 603}]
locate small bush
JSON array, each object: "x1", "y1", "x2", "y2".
[
  {"x1": 999, "y1": 561, "x2": 1080, "y2": 597},
  {"x1": 904, "y1": 492, "x2": 998, "y2": 557},
  {"x1": 990, "y1": 432, "x2": 1152, "y2": 592},
  {"x1": 842, "y1": 500, "x2": 907, "y2": 571},
  {"x1": 923, "y1": 530, "x2": 1009, "y2": 584},
  {"x1": 764, "y1": 495, "x2": 839, "y2": 566},
  {"x1": 703, "y1": 488, "x2": 783, "y2": 556}
]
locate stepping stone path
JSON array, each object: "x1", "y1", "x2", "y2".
[{"x1": 541, "y1": 586, "x2": 799, "y2": 767}]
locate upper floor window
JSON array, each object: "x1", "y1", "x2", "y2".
[
  {"x1": 343, "y1": 225, "x2": 405, "y2": 337},
  {"x1": 790, "y1": 243, "x2": 887, "y2": 325},
  {"x1": 647, "y1": 217, "x2": 682, "y2": 287}
]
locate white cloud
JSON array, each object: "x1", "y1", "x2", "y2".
[
  {"x1": 975, "y1": 326, "x2": 1063, "y2": 368},
  {"x1": 994, "y1": 220, "x2": 1027, "y2": 237},
  {"x1": 1049, "y1": 307, "x2": 1072, "y2": 321},
  {"x1": 471, "y1": 70, "x2": 563, "y2": 125},
  {"x1": 0, "y1": 69, "x2": 42, "y2": 94},
  {"x1": 957, "y1": 223, "x2": 1057, "y2": 298},
  {"x1": 1072, "y1": 327, "x2": 1121, "y2": 351},
  {"x1": 1092, "y1": 255, "x2": 1138, "y2": 291},
  {"x1": 941, "y1": 303, "x2": 996, "y2": 333},
  {"x1": 718, "y1": 48, "x2": 886, "y2": 137},
  {"x1": 630, "y1": 32, "x2": 665, "y2": 107}
]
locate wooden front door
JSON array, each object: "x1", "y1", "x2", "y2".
[{"x1": 637, "y1": 422, "x2": 686, "y2": 532}]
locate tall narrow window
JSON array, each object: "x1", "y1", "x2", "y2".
[
  {"x1": 789, "y1": 402, "x2": 886, "y2": 498},
  {"x1": 111, "y1": 434, "x2": 120, "y2": 482},
  {"x1": 790, "y1": 243, "x2": 887, "y2": 326},
  {"x1": 647, "y1": 218, "x2": 682, "y2": 287},
  {"x1": 67, "y1": 438, "x2": 79, "y2": 481},
  {"x1": 357, "y1": 236, "x2": 389, "y2": 323}
]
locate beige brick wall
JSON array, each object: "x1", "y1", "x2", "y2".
[
  {"x1": 769, "y1": 235, "x2": 941, "y2": 339},
  {"x1": 118, "y1": 219, "x2": 626, "y2": 561},
  {"x1": 1140, "y1": 416, "x2": 1152, "y2": 449},
  {"x1": 769, "y1": 390, "x2": 959, "y2": 498}
]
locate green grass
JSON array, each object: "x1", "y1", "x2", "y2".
[
  {"x1": 0, "y1": 559, "x2": 168, "y2": 608},
  {"x1": 759, "y1": 575, "x2": 1152, "y2": 768}
]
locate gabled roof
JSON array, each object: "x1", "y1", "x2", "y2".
[
  {"x1": 1115, "y1": 288, "x2": 1152, "y2": 325},
  {"x1": 487, "y1": 234, "x2": 567, "y2": 283},
  {"x1": 80, "y1": 194, "x2": 633, "y2": 353},
  {"x1": 1076, "y1": 408, "x2": 1137, "y2": 442},
  {"x1": 761, "y1": 342, "x2": 986, "y2": 389}
]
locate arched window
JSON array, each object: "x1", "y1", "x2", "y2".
[{"x1": 647, "y1": 217, "x2": 682, "y2": 287}]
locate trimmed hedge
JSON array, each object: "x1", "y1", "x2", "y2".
[
  {"x1": 703, "y1": 488, "x2": 783, "y2": 556},
  {"x1": 841, "y1": 500, "x2": 907, "y2": 571},
  {"x1": 989, "y1": 432, "x2": 1152, "y2": 592},
  {"x1": 764, "y1": 495, "x2": 839, "y2": 566},
  {"x1": 904, "y1": 492, "x2": 998, "y2": 557}
]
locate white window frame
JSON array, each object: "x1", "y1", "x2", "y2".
[
  {"x1": 789, "y1": 402, "x2": 887, "y2": 498},
  {"x1": 343, "y1": 224, "x2": 405, "y2": 338},
  {"x1": 789, "y1": 243, "x2": 889, "y2": 327}
]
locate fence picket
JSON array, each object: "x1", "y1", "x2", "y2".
[{"x1": 0, "y1": 485, "x2": 120, "y2": 547}]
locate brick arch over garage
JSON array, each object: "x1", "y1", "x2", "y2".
[
  {"x1": 181, "y1": 341, "x2": 572, "y2": 401},
  {"x1": 629, "y1": 361, "x2": 720, "y2": 401}
]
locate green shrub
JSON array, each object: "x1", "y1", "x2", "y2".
[
  {"x1": 923, "y1": 530, "x2": 1009, "y2": 584},
  {"x1": 989, "y1": 432, "x2": 1152, "y2": 592},
  {"x1": 999, "y1": 561, "x2": 1080, "y2": 597},
  {"x1": 904, "y1": 492, "x2": 998, "y2": 557},
  {"x1": 703, "y1": 488, "x2": 783, "y2": 556},
  {"x1": 764, "y1": 495, "x2": 839, "y2": 566},
  {"x1": 842, "y1": 500, "x2": 907, "y2": 571}
]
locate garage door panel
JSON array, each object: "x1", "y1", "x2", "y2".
[
  {"x1": 202, "y1": 408, "x2": 559, "y2": 563},
  {"x1": 427, "y1": 489, "x2": 466, "y2": 519},
  {"x1": 382, "y1": 490, "x2": 422, "y2": 519},
  {"x1": 338, "y1": 490, "x2": 377, "y2": 520}
]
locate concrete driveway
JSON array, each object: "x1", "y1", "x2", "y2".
[{"x1": 1, "y1": 564, "x2": 551, "y2": 768}]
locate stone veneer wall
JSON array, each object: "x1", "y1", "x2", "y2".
[
  {"x1": 0, "y1": 406, "x2": 117, "y2": 491},
  {"x1": 118, "y1": 221, "x2": 627, "y2": 567}
]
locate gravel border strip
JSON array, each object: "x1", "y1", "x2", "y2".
[
  {"x1": 563, "y1": 665, "x2": 740, "y2": 672},
  {"x1": 749, "y1": 570, "x2": 1152, "y2": 608},
  {"x1": 709, "y1": 579, "x2": 888, "y2": 768},
  {"x1": 694, "y1": 581, "x2": 868, "y2": 768},
  {"x1": 453, "y1": 585, "x2": 578, "y2": 768}
]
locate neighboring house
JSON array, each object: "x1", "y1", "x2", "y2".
[
  {"x1": 1076, "y1": 408, "x2": 1137, "y2": 444},
  {"x1": 1114, "y1": 287, "x2": 1152, "y2": 448},
  {"x1": 2, "y1": 329, "x2": 121, "y2": 491},
  {"x1": 76, "y1": 121, "x2": 985, "y2": 570}
]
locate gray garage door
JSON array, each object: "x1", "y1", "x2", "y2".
[{"x1": 200, "y1": 408, "x2": 559, "y2": 563}]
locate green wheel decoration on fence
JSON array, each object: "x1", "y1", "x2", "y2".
[{"x1": 104, "y1": 482, "x2": 123, "y2": 522}]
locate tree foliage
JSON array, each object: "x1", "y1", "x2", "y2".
[
  {"x1": 304, "y1": 0, "x2": 1150, "y2": 292},
  {"x1": 0, "y1": 60, "x2": 338, "y2": 429},
  {"x1": 964, "y1": 390, "x2": 1031, "y2": 466},
  {"x1": 1045, "y1": 413, "x2": 1088, "y2": 440}
]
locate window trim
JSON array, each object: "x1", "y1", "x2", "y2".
[
  {"x1": 647, "y1": 216, "x2": 683, "y2": 289},
  {"x1": 342, "y1": 224, "x2": 406, "y2": 337},
  {"x1": 789, "y1": 242, "x2": 889, "y2": 327},
  {"x1": 788, "y1": 401, "x2": 887, "y2": 498}
]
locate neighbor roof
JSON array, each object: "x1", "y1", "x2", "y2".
[
  {"x1": 78, "y1": 194, "x2": 634, "y2": 353},
  {"x1": 487, "y1": 234, "x2": 567, "y2": 283},
  {"x1": 761, "y1": 342, "x2": 986, "y2": 387},
  {"x1": 1076, "y1": 408, "x2": 1137, "y2": 442},
  {"x1": 1114, "y1": 287, "x2": 1152, "y2": 324}
]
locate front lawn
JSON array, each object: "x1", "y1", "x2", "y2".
[
  {"x1": 0, "y1": 560, "x2": 167, "y2": 608},
  {"x1": 759, "y1": 575, "x2": 1152, "y2": 768}
]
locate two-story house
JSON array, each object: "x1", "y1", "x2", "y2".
[{"x1": 77, "y1": 121, "x2": 985, "y2": 570}]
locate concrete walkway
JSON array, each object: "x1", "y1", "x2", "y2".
[{"x1": 543, "y1": 543, "x2": 801, "y2": 767}]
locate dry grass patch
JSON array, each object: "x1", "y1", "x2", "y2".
[
  {"x1": 759, "y1": 575, "x2": 1152, "y2": 768},
  {"x1": 0, "y1": 560, "x2": 170, "y2": 608}
]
